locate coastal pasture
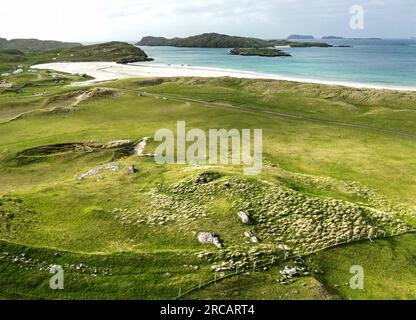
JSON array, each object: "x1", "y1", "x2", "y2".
[
  {"x1": 0, "y1": 240, "x2": 332, "y2": 300},
  {"x1": 1, "y1": 85, "x2": 416, "y2": 206},
  {"x1": 0, "y1": 71, "x2": 91, "y2": 122},
  {"x1": 102, "y1": 77, "x2": 416, "y2": 206},
  {"x1": 1, "y1": 75, "x2": 416, "y2": 299},
  {"x1": 311, "y1": 233, "x2": 416, "y2": 300},
  {"x1": 189, "y1": 233, "x2": 416, "y2": 300}
]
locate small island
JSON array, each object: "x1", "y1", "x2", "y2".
[
  {"x1": 230, "y1": 48, "x2": 291, "y2": 57},
  {"x1": 322, "y1": 36, "x2": 345, "y2": 40}
]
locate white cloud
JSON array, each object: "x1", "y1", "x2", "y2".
[{"x1": 0, "y1": 0, "x2": 414, "y2": 41}]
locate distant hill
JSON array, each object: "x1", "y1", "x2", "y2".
[
  {"x1": 350, "y1": 38, "x2": 382, "y2": 40},
  {"x1": 137, "y1": 33, "x2": 331, "y2": 48},
  {"x1": 287, "y1": 34, "x2": 315, "y2": 40},
  {"x1": 322, "y1": 36, "x2": 345, "y2": 40},
  {"x1": 138, "y1": 36, "x2": 178, "y2": 46},
  {"x1": 38, "y1": 42, "x2": 153, "y2": 64},
  {"x1": 138, "y1": 33, "x2": 270, "y2": 48},
  {"x1": 0, "y1": 38, "x2": 81, "y2": 53},
  {"x1": 286, "y1": 41, "x2": 332, "y2": 48}
]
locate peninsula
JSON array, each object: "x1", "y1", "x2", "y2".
[{"x1": 137, "y1": 33, "x2": 332, "y2": 48}]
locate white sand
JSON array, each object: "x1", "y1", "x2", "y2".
[{"x1": 31, "y1": 61, "x2": 416, "y2": 91}]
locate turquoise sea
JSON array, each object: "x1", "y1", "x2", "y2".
[{"x1": 137, "y1": 39, "x2": 416, "y2": 88}]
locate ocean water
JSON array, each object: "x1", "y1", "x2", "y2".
[{"x1": 137, "y1": 39, "x2": 416, "y2": 88}]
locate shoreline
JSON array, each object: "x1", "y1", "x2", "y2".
[{"x1": 31, "y1": 61, "x2": 416, "y2": 91}]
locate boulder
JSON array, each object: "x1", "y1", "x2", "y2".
[
  {"x1": 237, "y1": 211, "x2": 251, "y2": 224},
  {"x1": 134, "y1": 137, "x2": 150, "y2": 156},
  {"x1": 12, "y1": 69, "x2": 23, "y2": 75},
  {"x1": 198, "y1": 232, "x2": 223, "y2": 248},
  {"x1": 277, "y1": 244, "x2": 291, "y2": 251},
  {"x1": 78, "y1": 162, "x2": 120, "y2": 180},
  {"x1": 244, "y1": 230, "x2": 256, "y2": 238},
  {"x1": 103, "y1": 140, "x2": 132, "y2": 148},
  {"x1": 195, "y1": 172, "x2": 221, "y2": 184},
  {"x1": 280, "y1": 266, "x2": 298, "y2": 278},
  {"x1": 250, "y1": 237, "x2": 259, "y2": 243},
  {"x1": 127, "y1": 165, "x2": 138, "y2": 175}
]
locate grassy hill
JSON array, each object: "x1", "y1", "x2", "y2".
[
  {"x1": 137, "y1": 33, "x2": 332, "y2": 48},
  {"x1": 0, "y1": 66, "x2": 415, "y2": 300},
  {"x1": 37, "y1": 42, "x2": 154, "y2": 64},
  {"x1": 0, "y1": 42, "x2": 153, "y2": 74},
  {"x1": 0, "y1": 38, "x2": 81, "y2": 53}
]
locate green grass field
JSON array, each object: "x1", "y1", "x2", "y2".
[{"x1": 0, "y1": 69, "x2": 415, "y2": 300}]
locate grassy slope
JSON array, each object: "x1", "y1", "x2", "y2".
[
  {"x1": 0, "y1": 72, "x2": 415, "y2": 299},
  {"x1": 310, "y1": 233, "x2": 416, "y2": 300},
  {"x1": 37, "y1": 42, "x2": 153, "y2": 64},
  {"x1": 0, "y1": 42, "x2": 152, "y2": 74},
  {"x1": 104, "y1": 78, "x2": 416, "y2": 207},
  {"x1": 137, "y1": 33, "x2": 332, "y2": 48},
  {"x1": 0, "y1": 38, "x2": 81, "y2": 53}
]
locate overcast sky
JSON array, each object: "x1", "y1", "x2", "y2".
[{"x1": 1, "y1": 0, "x2": 415, "y2": 42}]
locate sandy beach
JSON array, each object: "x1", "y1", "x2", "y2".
[{"x1": 31, "y1": 61, "x2": 416, "y2": 91}]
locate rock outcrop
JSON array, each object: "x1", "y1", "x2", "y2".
[{"x1": 198, "y1": 232, "x2": 223, "y2": 248}]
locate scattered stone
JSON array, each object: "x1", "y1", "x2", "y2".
[
  {"x1": 237, "y1": 211, "x2": 251, "y2": 224},
  {"x1": 127, "y1": 165, "x2": 138, "y2": 175},
  {"x1": 198, "y1": 232, "x2": 223, "y2": 248},
  {"x1": 77, "y1": 162, "x2": 120, "y2": 180},
  {"x1": 280, "y1": 266, "x2": 299, "y2": 278},
  {"x1": 134, "y1": 137, "x2": 150, "y2": 156},
  {"x1": 277, "y1": 244, "x2": 291, "y2": 251},
  {"x1": 12, "y1": 69, "x2": 23, "y2": 75},
  {"x1": 250, "y1": 237, "x2": 259, "y2": 243},
  {"x1": 195, "y1": 172, "x2": 221, "y2": 184},
  {"x1": 244, "y1": 230, "x2": 256, "y2": 238},
  {"x1": 103, "y1": 140, "x2": 132, "y2": 149},
  {"x1": 5, "y1": 212, "x2": 14, "y2": 220}
]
